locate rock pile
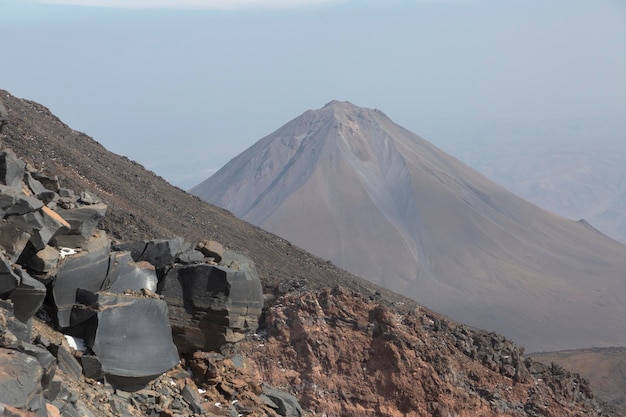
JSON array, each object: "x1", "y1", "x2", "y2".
[{"x1": 0, "y1": 146, "x2": 279, "y2": 415}]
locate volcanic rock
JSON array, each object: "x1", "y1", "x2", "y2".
[
  {"x1": 0, "y1": 252, "x2": 20, "y2": 295},
  {"x1": 0, "y1": 150, "x2": 25, "y2": 188},
  {"x1": 52, "y1": 203, "x2": 107, "y2": 247},
  {"x1": 104, "y1": 251, "x2": 157, "y2": 294},
  {"x1": 9, "y1": 268, "x2": 46, "y2": 323},
  {"x1": 162, "y1": 255, "x2": 263, "y2": 352},
  {"x1": 52, "y1": 231, "x2": 110, "y2": 328},
  {"x1": 75, "y1": 290, "x2": 180, "y2": 387},
  {"x1": 113, "y1": 236, "x2": 188, "y2": 271},
  {"x1": 0, "y1": 348, "x2": 44, "y2": 411}
]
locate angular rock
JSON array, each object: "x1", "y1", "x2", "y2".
[
  {"x1": 9, "y1": 269, "x2": 46, "y2": 323},
  {"x1": 0, "y1": 98, "x2": 7, "y2": 132},
  {"x1": 162, "y1": 254, "x2": 263, "y2": 352},
  {"x1": 113, "y1": 236, "x2": 188, "y2": 271},
  {"x1": 5, "y1": 194, "x2": 43, "y2": 216},
  {"x1": 0, "y1": 150, "x2": 26, "y2": 188},
  {"x1": 31, "y1": 172, "x2": 59, "y2": 194},
  {"x1": 53, "y1": 203, "x2": 107, "y2": 247},
  {"x1": 80, "y1": 355, "x2": 104, "y2": 380},
  {"x1": 103, "y1": 251, "x2": 158, "y2": 294},
  {"x1": 0, "y1": 348, "x2": 44, "y2": 410},
  {"x1": 76, "y1": 290, "x2": 179, "y2": 387},
  {"x1": 49, "y1": 343, "x2": 82, "y2": 381},
  {"x1": 78, "y1": 191, "x2": 101, "y2": 205},
  {"x1": 0, "y1": 300, "x2": 31, "y2": 344},
  {"x1": 52, "y1": 231, "x2": 110, "y2": 328},
  {"x1": 181, "y1": 385, "x2": 203, "y2": 414},
  {"x1": 196, "y1": 240, "x2": 224, "y2": 263},
  {"x1": 0, "y1": 251, "x2": 20, "y2": 295},
  {"x1": 0, "y1": 220, "x2": 32, "y2": 263},
  {"x1": 7, "y1": 209, "x2": 63, "y2": 251},
  {"x1": 176, "y1": 249, "x2": 205, "y2": 265},
  {"x1": 23, "y1": 172, "x2": 47, "y2": 197},
  {"x1": 261, "y1": 386, "x2": 304, "y2": 417},
  {"x1": 18, "y1": 342, "x2": 57, "y2": 390},
  {"x1": 26, "y1": 245, "x2": 60, "y2": 274}
]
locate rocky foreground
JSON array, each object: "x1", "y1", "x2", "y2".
[{"x1": 0, "y1": 92, "x2": 619, "y2": 416}]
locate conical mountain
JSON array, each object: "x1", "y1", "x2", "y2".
[{"x1": 192, "y1": 101, "x2": 626, "y2": 352}]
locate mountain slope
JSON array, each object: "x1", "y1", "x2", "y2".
[
  {"x1": 0, "y1": 90, "x2": 618, "y2": 417},
  {"x1": 192, "y1": 100, "x2": 626, "y2": 353}
]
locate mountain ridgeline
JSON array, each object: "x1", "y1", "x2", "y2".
[{"x1": 192, "y1": 100, "x2": 626, "y2": 353}]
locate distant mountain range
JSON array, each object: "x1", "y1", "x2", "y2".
[
  {"x1": 431, "y1": 128, "x2": 626, "y2": 244},
  {"x1": 191, "y1": 100, "x2": 626, "y2": 353}
]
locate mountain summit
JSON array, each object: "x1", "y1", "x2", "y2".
[{"x1": 192, "y1": 101, "x2": 626, "y2": 352}]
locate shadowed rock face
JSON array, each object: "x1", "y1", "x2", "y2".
[{"x1": 192, "y1": 100, "x2": 626, "y2": 352}]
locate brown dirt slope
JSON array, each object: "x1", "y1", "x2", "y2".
[{"x1": 532, "y1": 348, "x2": 626, "y2": 413}]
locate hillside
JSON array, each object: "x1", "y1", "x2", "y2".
[
  {"x1": 191, "y1": 100, "x2": 626, "y2": 353},
  {"x1": 0, "y1": 90, "x2": 619, "y2": 416},
  {"x1": 533, "y1": 347, "x2": 626, "y2": 413}
]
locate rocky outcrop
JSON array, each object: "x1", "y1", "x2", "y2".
[
  {"x1": 0, "y1": 147, "x2": 272, "y2": 414},
  {"x1": 240, "y1": 286, "x2": 609, "y2": 417},
  {"x1": 0, "y1": 98, "x2": 7, "y2": 133},
  {"x1": 162, "y1": 251, "x2": 264, "y2": 353}
]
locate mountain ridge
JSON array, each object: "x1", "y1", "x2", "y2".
[
  {"x1": 192, "y1": 100, "x2": 626, "y2": 353},
  {"x1": 0, "y1": 90, "x2": 620, "y2": 416}
]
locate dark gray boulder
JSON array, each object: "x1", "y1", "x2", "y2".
[
  {"x1": 26, "y1": 245, "x2": 60, "y2": 274},
  {"x1": 0, "y1": 98, "x2": 7, "y2": 133},
  {"x1": 0, "y1": 300, "x2": 31, "y2": 344},
  {"x1": 48, "y1": 343, "x2": 82, "y2": 381},
  {"x1": 52, "y1": 231, "x2": 110, "y2": 328},
  {"x1": 0, "y1": 251, "x2": 20, "y2": 295},
  {"x1": 5, "y1": 194, "x2": 43, "y2": 216},
  {"x1": 0, "y1": 348, "x2": 44, "y2": 410},
  {"x1": 0, "y1": 150, "x2": 26, "y2": 188},
  {"x1": 23, "y1": 172, "x2": 47, "y2": 197},
  {"x1": 113, "y1": 236, "x2": 189, "y2": 271},
  {"x1": 75, "y1": 290, "x2": 179, "y2": 387},
  {"x1": 53, "y1": 203, "x2": 107, "y2": 247},
  {"x1": 162, "y1": 253, "x2": 263, "y2": 352},
  {"x1": 103, "y1": 251, "x2": 157, "y2": 294},
  {"x1": 0, "y1": 219, "x2": 32, "y2": 263},
  {"x1": 261, "y1": 385, "x2": 304, "y2": 417},
  {"x1": 9, "y1": 268, "x2": 46, "y2": 323}
]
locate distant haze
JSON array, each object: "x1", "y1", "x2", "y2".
[{"x1": 1, "y1": 0, "x2": 625, "y2": 189}]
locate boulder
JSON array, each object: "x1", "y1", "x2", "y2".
[
  {"x1": 261, "y1": 385, "x2": 304, "y2": 417},
  {"x1": 162, "y1": 253, "x2": 263, "y2": 352},
  {"x1": 53, "y1": 203, "x2": 107, "y2": 247},
  {"x1": 0, "y1": 348, "x2": 44, "y2": 410},
  {"x1": 5, "y1": 194, "x2": 43, "y2": 216},
  {"x1": 0, "y1": 98, "x2": 7, "y2": 133},
  {"x1": 9, "y1": 268, "x2": 46, "y2": 323},
  {"x1": 0, "y1": 150, "x2": 26, "y2": 188},
  {"x1": 0, "y1": 251, "x2": 20, "y2": 295},
  {"x1": 113, "y1": 236, "x2": 188, "y2": 271},
  {"x1": 31, "y1": 172, "x2": 59, "y2": 194},
  {"x1": 0, "y1": 219, "x2": 32, "y2": 263},
  {"x1": 196, "y1": 240, "x2": 224, "y2": 263},
  {"x1": 52, "y1": 231, "x2": 110, "y2": 328},
  {"x1": 75, "y1": 290, "x2": 179, "y2": 387},
  {"x1": 23, "y1": 172, "x2": 47, "y2": 197},
  {"x1": 0, "y1": 300, "x2": 31, "y2": 344},
  {"x1": 26, "y1": 245, "x2": 60, "y2": 274},
  {"x1": 103, "y1": 251, "x2": 157, "y2": 293}
]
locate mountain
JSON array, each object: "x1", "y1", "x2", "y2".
[
  {"x1": 1, "y1": 90, "x2": 618, "y2": 417},
  {"x1": 191, "y1": 100, "x2": 626, "y2": 353}
]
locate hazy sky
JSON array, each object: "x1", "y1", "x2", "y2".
[{"x1": 1, "y1": 0, "x2": 625, "y2": 188}]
